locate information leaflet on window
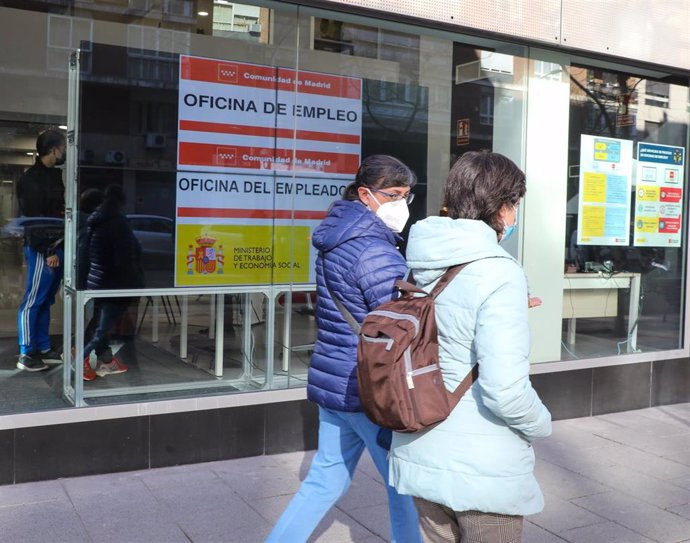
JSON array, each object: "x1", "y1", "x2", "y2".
[
  {"x1": 633, "y1": 143, "x2": 685, "y2": 247},
  {"x1": 175, "y1": 55, "x2": 362, "y2": 286},
  {"x1": 577, "y1": 135, "x2": 633, "y2": 246}
]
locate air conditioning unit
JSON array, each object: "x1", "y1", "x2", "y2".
[
  {"x1": 145, "y1": 133, "x2": 166, "y2": 149},
  {"x1": 105, "y1": 150, "x2": 126, "y2": 164},
  {"x1": 248, "y1": 23, "x2": 262, "y2": 35}
]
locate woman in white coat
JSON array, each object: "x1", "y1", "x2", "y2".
[{"x1": 389, "y1": 150, "x2": 552, "y2": 543}]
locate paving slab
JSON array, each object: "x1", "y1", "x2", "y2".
[
  {"x1": 0, "y1": 498, "x2": 91, "y2": 543},
  {"x1": 311, "y1": 506, "x2": 384, "y2": 543},
  {"x1": 334, "y1": 470, "x2": 388, "y2": 513},
  {"x1": 573, "y1": 490, "x2": 690, "y2": 543},
  {"x1": 596, "y1": 410, "x2": 690, "y2": 437},
  {"x1": 559, "y1": 520, "x2": 656, "y2": 543},
  {"x1": 0, "y1": 479, "x2": 67, "y2": 507},
  {"x1": 528, "y1": 494, "x2": 608, "y2": 534},
  {"x1": 522, "y1": 521, "x2": 568, "y2": 542},
  {"x1": 574, "y1": 463, "x2": 690, "y2": 508},
  {"x1": 63, "y1": 473, "x2": 189, "y2": 543},
  {"x1": 534, "y1": 460, "x2": 611, "y2": 500}
]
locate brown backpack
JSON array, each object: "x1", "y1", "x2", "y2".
[{"x1": 327, "y1": 262, "x2": 479, "y2": 433}]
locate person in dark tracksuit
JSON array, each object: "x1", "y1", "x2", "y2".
[
  {"x1": 16, "y1": 129, "x2": 66, "y2": 372},
  {"x1": 81, "y1": 184, "x2": 144, "y2": 381}
]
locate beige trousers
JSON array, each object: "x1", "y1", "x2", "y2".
[{"x1": 413, "y1": 497, "x2": 523, "y2": 543}]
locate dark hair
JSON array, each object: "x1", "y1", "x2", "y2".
[
  {"x1": 36, "y1": 129, "x2": 66, "y2": 157},
  {"x1": 442, "y1": 150, "x2": 526, "y2": 235},
  {"x1": 79, "y1": 188, "x2": 105, "y2": 214},
  {"x1": 104, "y1": 184, "x2": 126, "y2": 206},
  {"x1": 343, "y1": 155, "x2": 417, "y2": 201}
]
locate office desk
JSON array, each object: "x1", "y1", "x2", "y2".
[{"x1": 562, "y1": 272, "x2": 641, "y2": 353}]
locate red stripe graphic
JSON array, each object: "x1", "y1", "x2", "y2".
[
  {"x1": 178, "y1": 207, "x2": 327, "y2": 220},
  {"x1": 178, "y1": 142, "x2": 359, "y2": 175},
  {"x1": 180, "y1": 56, "x2": 361, "y2": 99},
  {"x1": 179, "y1": 120, "x2": 360, "y2": 145}
]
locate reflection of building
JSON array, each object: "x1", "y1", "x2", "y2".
[
  {"x1": 0, "y1": 2, "x2": 270, "y2": 224},
  {"x1": 212, "y1": 1, "x2": 263, "y2": 38}
]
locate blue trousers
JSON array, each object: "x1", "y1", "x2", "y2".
[
  {"x1": 17, "y1": 247, "x2": 63, "y2": 355},
  {"x1": 84, "y1": 299, "x2": 128, "y2": 360},
  {"x1": 266, "y1": 407, "x2": 421, "y2": 543}
]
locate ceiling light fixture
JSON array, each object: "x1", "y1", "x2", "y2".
[
  {"x1": 198, "y1": 11, "x2": 209, "y2": 16},
  {"x1": 59, "y1": 125, "x2": 67, "y2": 130}
]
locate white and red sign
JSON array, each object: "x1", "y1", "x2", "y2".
[{"x1": 177, "y1": 55, "x2": 362, "y2": 178}]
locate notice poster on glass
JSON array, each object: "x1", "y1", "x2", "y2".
[
  {"x1": 633, "y1": 143, "x2": 685, "y2": 247},
  {"x1": 174, "y1": 174, "x2": 349, "y2": 286},
  {"x1": 176, "y1": 55, "x2": 361, "y2": 176},
  {"x1": 577, "y1": 135, "x2": 633, "y2": 246},
  {"x1": 174, "y1": 55, "x2": 362, "y2": 286}
]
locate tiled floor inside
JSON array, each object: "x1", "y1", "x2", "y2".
[{"x1": 0, "y1": 296, "x2": 316, "y2": 415}]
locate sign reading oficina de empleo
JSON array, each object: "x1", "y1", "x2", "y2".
[{"x1": 175, "y1": 55, "x2": 362, "y2": 286}]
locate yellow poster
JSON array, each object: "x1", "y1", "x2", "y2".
[
  {"x1": 577, "y1": 135, "x2": 633, "y2": 246},
  {"x1": 582, "y1": 172, "x2": 607, "y2": 203},
  {"x1": 580, "y1": 205, "x2": 605, "y2": 239},
  {"x1": 175, "y1": 224, "x2": 310, "y2": 285}
]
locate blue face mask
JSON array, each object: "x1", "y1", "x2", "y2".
[{"x1": 501, "y1": 206, "x2": 518, "y2": 242}]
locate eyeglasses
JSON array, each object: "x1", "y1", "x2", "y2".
[{"x1": 372, "y1": 188, "x2": 415, "y2": 205}]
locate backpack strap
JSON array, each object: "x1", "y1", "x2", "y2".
[
  {"x1": 393, "y1": 279, "x2": 427, "y2": 297},
  {"x1": 428, "y1": 261, "x2": 480, "y2": 402},
  {"x1": 319, "y1": 252, "x2": 361, "y2": 334},
  {"x1": 429, "y1": 263, "x2": 469, "y2": 299},
  {"x1": 395, "y1": 261, "x2": 471, "y2": 298},
  {"x1": 449, "y1": 363, "x2": 479, "y2": 402}
]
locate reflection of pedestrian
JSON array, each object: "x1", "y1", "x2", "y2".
[
  {"x1": 82, "y1": 184, "x2": 144, "y2": 381},
  {"x1": 266, "y1": 155, "x2": 422, "y2": 543},
  {"x1": 390, "y1": 151, "x2": 552, "y2": 542},
  {"x1": 16, "y1": 129, "x2": 66, "y2": 372},
  {"x1": 77, "y1": 188, "x2": 105, "y2": 290},
  {"x1": 76, "y1": 189, "x2": 105, "y2": 348}
]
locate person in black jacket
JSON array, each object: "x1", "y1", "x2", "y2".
[
  {"x1": 16, "y1": 129, "x2": 66, "y2": 372},
  {"x1": 81, "y1": 184, "x2": 144, "y2": 381},
  {"x1": 76, "y1": 188, "x2": 105, "y2": 348},
  {"x1": 76, "y1": 188, "x2": 105, "y2": 290}
]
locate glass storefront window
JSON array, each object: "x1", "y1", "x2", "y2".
[
  {"x1": 0, "y1": 1, "x2": 687, "y2": 415},
  {"x1": 561, "y1": 65, "x2": 688, "y2": 360}
]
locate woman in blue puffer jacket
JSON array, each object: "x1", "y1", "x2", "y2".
[
  {"x1": 266, "y1": 155, "x2": 422, "y2": 543},
  {"x1": 389, "y1": 151, "x2": 552, "y2": 543}
]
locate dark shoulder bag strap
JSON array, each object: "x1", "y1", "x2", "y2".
[{"x1": 318, "y1": 252, "x2": 361, "y2": 334}]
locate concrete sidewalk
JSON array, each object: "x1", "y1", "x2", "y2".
[{"x1": 1, "y1": 403, "x2": 690, "y2": 542}]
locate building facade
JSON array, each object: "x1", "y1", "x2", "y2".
[{"x1": 0, "y1": 0, "x2": 688, "y2": 484}]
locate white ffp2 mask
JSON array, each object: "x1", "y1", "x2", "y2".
[{"x1": 367, "y1": 189, "x2": 410, "y2": 233}]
